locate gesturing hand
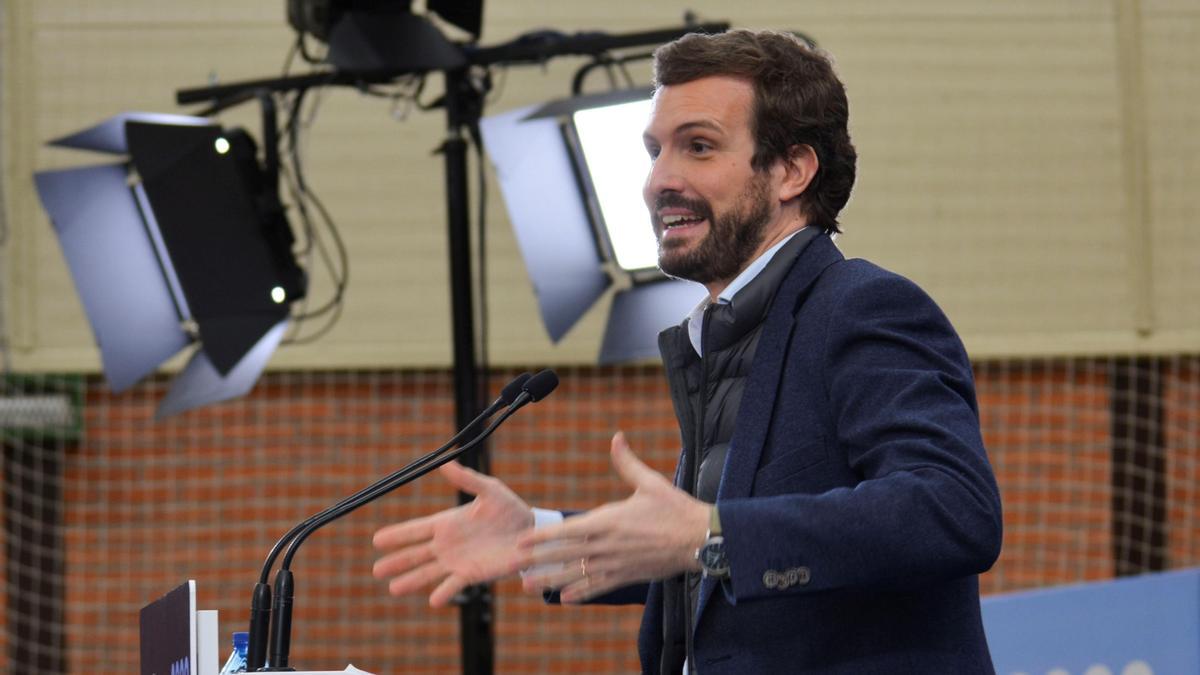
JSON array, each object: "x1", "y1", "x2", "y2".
[
  {"x1": 517, "y1": 432, "x2": 710, "y2": 603},
  {"x1": 372, "y1": 461, "x2": 533, "y2": 607}
]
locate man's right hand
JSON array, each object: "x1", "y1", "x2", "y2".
[{"x1": 372, "y1": 461, "x2": 534, "y2": 607}]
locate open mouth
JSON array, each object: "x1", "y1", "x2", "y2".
[{"x1": 660, "y1": 213, "x2": 706, "y2": 233}]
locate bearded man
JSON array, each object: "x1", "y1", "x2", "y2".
[{"x1": 372, "y1": 29, "x2": 1002, "y2": 674}]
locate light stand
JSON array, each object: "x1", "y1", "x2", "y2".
[{"x1": 174, "y1": 19, "x2": 728, "y2": 674}]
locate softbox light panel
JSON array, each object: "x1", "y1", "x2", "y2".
[
  {"x1": 599, "y1": 280, "x2": 705, "y2": 364},
  {"x1": 125, "y1": 121, "x2": 292, "y2": 375},
  {"x1": 484, "y1": 96, "x2": 707, "y2": 364},
  {"x1": 157, "y1": 319, "x2": 289, "y2": 419},
  {"x1": 48, "y1": 111, "x2": 213, "y2": 155},
  {"x1": 33, "y1": 163, "x2": 190, "y2": 391},
  {"x1": 35, "y1": 112, "x2": 305, "y2": 417},
  {"x1": 569, "y1": 97, "x2": 656, "y2": 272},
  {"x1": 479, "y1": 104, "x2": 611, "y2": 342}
]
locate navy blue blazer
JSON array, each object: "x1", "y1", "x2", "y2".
[{"x1": 632, "y1": 234, "x2": 1003, "y2": 674}]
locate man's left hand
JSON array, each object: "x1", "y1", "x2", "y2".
[{"x1": 517, "y1": 431, "x2": 710, "y2": 603}]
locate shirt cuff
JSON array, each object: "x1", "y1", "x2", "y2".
[
  {"x1": 520, "y1": 508, "x2": 565, "y2": 579},
  {"x1": 531, "y1": 507, "x2": 564, "y2": 529}
]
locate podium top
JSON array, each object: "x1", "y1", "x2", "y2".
[{"x1": 284, "y1": 662, "x2": 369, "y2": 667}]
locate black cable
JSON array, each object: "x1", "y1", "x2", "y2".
[
  {"x1": 571, "y1": 50, "x2": 656, "y2": 95},
  {"x1": 283, "y1": 182, "x2": 349, "y2": 343},
  {"x1": 280, "y1": 90, "x2": 315, "y2": 257},
  {"x1": 276, "y1": 83, "x2": 350, "y2": 342},
  {"x1": 484, "y1": 65, "x2": 509, "y2": 106},
  {"x1": 617, "y1": 59, "x2": 636, "y2": 88},
  {"x1": 603, "y1": 60, "x2": 619, "y2": 89},
  {"x1": 468, "y1": 119, "x2": 489, "y2": 390},
  {"x1": 297, "y1": 31, "x2": 325, "y2": 64},
  {"x1": 358, "y1": 74, "x2": 423, "y2": 100},
  {"x1": 411, "y1": 75, "x2": 441, "y2": 112},
  {"x1": 282, "y1": 37, "x2": 300, "y2": 77},
  {"x1": 279, "y1": 161, "x2": 348, "y2": 324}
]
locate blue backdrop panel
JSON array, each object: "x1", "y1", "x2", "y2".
[{"x1": 982, "y1": 567, "x2": 1200, "y2": 674}]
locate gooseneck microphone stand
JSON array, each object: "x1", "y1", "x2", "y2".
[
  {"x1": 243, "y1": 373, "x2": 533, "y2": 671},
  {"x1": 264, "y1": 370, "x2": 558, "y2": 670}
]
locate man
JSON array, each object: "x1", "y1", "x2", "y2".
[{"x1": 373, "y1": 29, "x2": 1002, "y2": 674}]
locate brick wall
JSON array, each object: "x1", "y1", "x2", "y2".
[{"x1": 2, "y1": 359, "x2": 1199, "y2": 673}]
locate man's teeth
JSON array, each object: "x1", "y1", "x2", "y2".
[{"x1": 661, "y1": 214, "x2": 703, "y2": 228}]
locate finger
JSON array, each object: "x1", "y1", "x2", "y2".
[
  {"x1": 429, "y1": 574, "x2": 469, "y2": 608},
  {"x1": 521, "y1": 557, "x2": 588, "y2": 593},
  {"x1": 439, "y1": 461, "x2": 493, "y2": 496},
  {"x1": 560, "y1": 569, "x2": 615, "y2": 604},
  {"x1": 387, "y1": 560, "x2": 449, "y2": 597},
  {"x1": 372, "y1": 543, "x2": 436, "y2": 579},
  {"x1": 373, "y1": 512, "x2": 441, "y2": 550},
  {"x1": 609, "y1": 431, "x2": 663, "y2": 488},
  {"x1": 519, "y1": 538, "x2": 593, "y2": 571}
]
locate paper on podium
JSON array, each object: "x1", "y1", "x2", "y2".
[
  {"x1": 195, "y1": 609, "x2": 219, "y2": 675},
  {"x1": 291, "y1": 666, "x2": 375, "y2": 675}
]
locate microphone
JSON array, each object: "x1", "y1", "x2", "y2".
[
  {"x1": 245, "y1": 371, "x2": 533, "y2": 672},
  {"x1": 507, "y1": 367, "x2": 558, "y2": 405},
  {"x1": 257, "y1": 369, "x2": 558, "y2": 671}
]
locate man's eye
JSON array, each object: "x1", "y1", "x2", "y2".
[
  {"x1": 690, "y1": 141, "x2": 711, "y2": 154},
  {"x1": 646, "y1": 147, "x2": 661, "y2": 160}
]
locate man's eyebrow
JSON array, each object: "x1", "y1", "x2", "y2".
[
  {"x1": 672, "y1": 120, "x2": 725, "y2": 136},
  {"x1": 643, "y1": 119, "x2": 725, "y2": 145}
]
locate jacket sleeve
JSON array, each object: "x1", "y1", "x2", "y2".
[
  {"x1": 718, "y1": 269, "x2": 1002, "y2": 603},
  {"x1": 544, "y1": 584, "x2": 650, "y2": 606}
]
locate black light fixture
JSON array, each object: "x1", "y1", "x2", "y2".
[
  {"x1": 286, "y1": 0, "x2": 475, "y2": 73},
  {"x1": 34, "y1": 112, "x2": 306, "y2": 418},
  {"x1": 480, "y1": 89, "x2": 706, "y2": 363}
]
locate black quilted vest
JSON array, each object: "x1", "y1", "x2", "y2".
[{"x1": 653, "y1": 227, "x2": 818, "y2": 674}]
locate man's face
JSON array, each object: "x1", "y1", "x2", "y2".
[{"x1": 642, "y1": 76, "x2": 780, "y2": 286}]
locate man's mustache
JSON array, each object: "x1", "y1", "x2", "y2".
[{"x1": 651, "y1": 195, "x2": 714, "y2": 226}]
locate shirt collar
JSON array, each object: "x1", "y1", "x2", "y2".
[{"x1": 685, "y1": 228, "x2": 805, "y2": 356}]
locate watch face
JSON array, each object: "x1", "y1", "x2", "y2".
[{"x1": 700, "y1": 537, "x2": 729, "y2": 577}]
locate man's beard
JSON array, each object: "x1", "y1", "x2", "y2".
[{"x1": 655, "y1": 173, "x2": 772, "y2": 285}]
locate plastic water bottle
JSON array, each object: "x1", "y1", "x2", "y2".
[{"x1": 218, "y1": 631, "x2": 249, "y2": 675}]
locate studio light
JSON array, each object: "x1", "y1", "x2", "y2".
[
  {"x1": 571, "y1": 98, "x2": 658, "y2": 272},
  {"x1": 287, "y1": 0, "x2": 474, "y2": 73},
  {"x1": 34, "y1": 112, "x2": 307, "y2": 418},
  {"x1": 480, "y1": 90, "x2": 705, "y2": 363}
]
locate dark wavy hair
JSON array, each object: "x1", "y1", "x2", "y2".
[{"x1": 652, "y1": 29, "x2": 857, "y2": 234}]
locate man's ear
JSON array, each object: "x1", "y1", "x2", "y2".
[{"x1": 777, "y1": 144, "x2": 819, "y2": 203}]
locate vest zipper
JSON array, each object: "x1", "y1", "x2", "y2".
[{"x1": 685, "y1": 303, "x2": 716, "y2": 674}]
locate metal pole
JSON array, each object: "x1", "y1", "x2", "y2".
[{"x1": 442, "y1": 66, "x2": 493, "y2": 675}]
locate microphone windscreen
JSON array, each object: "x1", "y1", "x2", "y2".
[
  {"x1": 499, "y1": 372, "x2": 533, "y2": 405},
  {"x1": 524, "y1": 369, "x2": 559, "y2": 402}
]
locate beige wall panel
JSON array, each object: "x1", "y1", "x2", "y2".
[
  {"x1": 1144, "y1": 0, "x2": 1200, "y2": 13},
  {"x1": 819, "y1": 15, "x2": 1135, "y2": 356},
  {"x1": 1143, "y1": 10, "x2": 1200, "y2": 335},
  {"x1": 484, "y1": 0, "x2": 1111, "y2": 25},
  {"x1": 32, "y1": 2, "x2": 278, "y2": 25},
  {"x1": 6, "y1": 1, "x2": 1198, "y2": 377}
]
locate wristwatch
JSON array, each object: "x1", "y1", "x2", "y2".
[{"x1": 695, "y1": 505, "x2": 730, "y2": 579}]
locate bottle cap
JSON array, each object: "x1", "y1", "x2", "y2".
[{"x1": 232, "y1": 631, "x2": 249, "y2": 647}]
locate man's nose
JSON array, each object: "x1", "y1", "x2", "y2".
[{"x1": 644, "y1": 153, "x2": 686, "y2": 199}]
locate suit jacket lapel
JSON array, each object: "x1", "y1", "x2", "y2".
[{"x1": 694, "y1": 233, "x2": 845, "y2": 624}]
